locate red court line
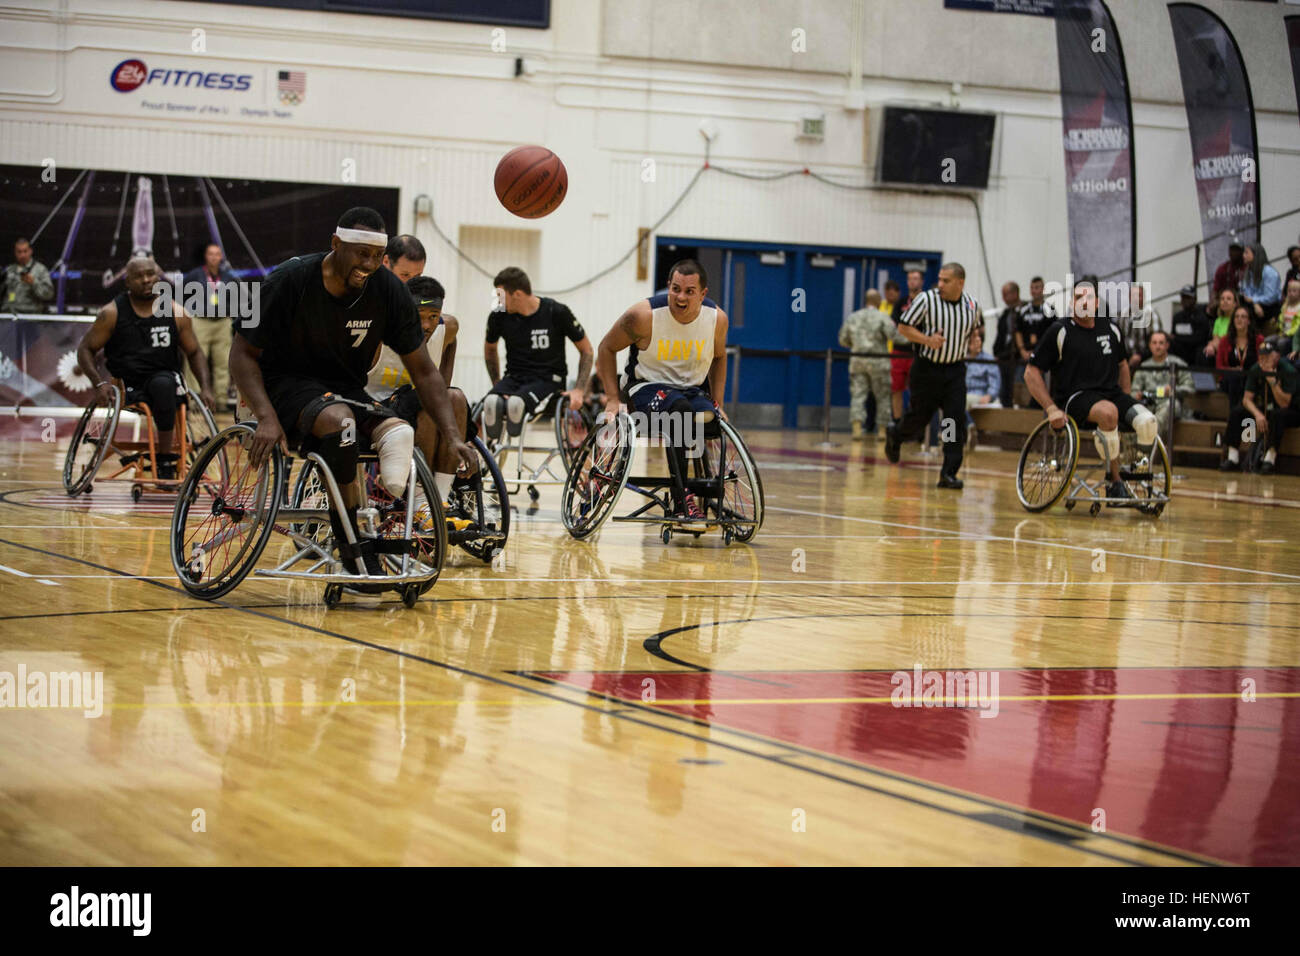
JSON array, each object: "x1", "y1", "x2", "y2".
[{"x1": 538, "y1": 666, "x2": 1300, "y2": 865}]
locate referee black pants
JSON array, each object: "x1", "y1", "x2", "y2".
[{"x1": 895, "y1": 356, "x2": 967, "y2": 476}]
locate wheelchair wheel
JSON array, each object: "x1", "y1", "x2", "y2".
[
  {"x1": 361, "y1": 454, "x2": 448, "y2": 594},
  {"x1": 561, "y1": 411, "x2": 633, "y2": 539},
  {"x1": 288, "y1": 455, "x2": 332, "y2": 547},
  {"x1": 705, "y1": 419, "x2": 765, "y2": 543},
  {"x1": 1125, "y1": 435, "x2": 1172, "y2": 518},
  {"x1": 182, "y1": 389, "x2": 220, "y2": 478},
  {"x1": 63, "y1": 385, "x2": 122, "y2": 495},
  {"x1": 554, "y1": 399, "x2": 595, "y2": 472},
  {"x1": 447, "y1": 436, "x2": 510, "y2": 563},
  {"x1": 170, "y1": 424, "x2": 285, "y2": 599},
  {"x1": 1016, "y1": 418, "x2": 1079, "y2": 513}
]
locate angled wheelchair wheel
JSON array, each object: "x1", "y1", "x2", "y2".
[
  {"x1": 170, "y1": 424, "x2": 285, "y2": 599},
  {"x1": 289, "y1": 456, "x2": 332, "y2": 547},
  {"x1": 707, "y1": 419, "x2": 765, "y2": 543},
  {"x1": 554, "y1": 399, "x2": 596, "y2": 472},
  {"x1": 1125, "y1": 435, "x2": 1172, "y2": 518},
  {"x1": 182, "y1": 389, "x2": 220, "y2": 478},
  {"x1": 63, "y1": 385, "x2": 122, "y2": 495},
  {"x1": 1016, "y1": 418, "x2": 1078, "y2": 513},
  {"x1": 447, "y1": 436, "x2": 510, "y2": 564},
  {"x1": 561, "y1": 411, "x2": 633, "y2": 539},
  {"x1": 363, "y1": 454, "x2": 448, "y2": 594}
]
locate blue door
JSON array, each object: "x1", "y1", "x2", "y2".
[{"x1": 723, "y1": 250, "x2": 795, "y2": 421}]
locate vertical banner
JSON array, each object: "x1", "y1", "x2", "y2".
[
  {"x1": 1168, "y1": 3, "x2": 1260, "y2": 282},
  {"x1": 1287, "y1": 16, "x2": 1300, "y2": 123},
  {"x1": 1054, "y1": 0, "x2": 1136, "y2": 281}
]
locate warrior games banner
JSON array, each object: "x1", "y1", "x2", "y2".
[
  {"x1": 944, "y1": 0, "x2": 1053, "y2": 14},
  {"x1": 1054, "y1": 0, "x2": 1135, "y2": 282},
  {"x1": 1168, "y1": 4, "x2": 1260, "y2": 279}
]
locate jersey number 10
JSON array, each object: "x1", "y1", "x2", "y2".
[{"x1": 531, "y1": 329, "x2": 550, "y2": 350}]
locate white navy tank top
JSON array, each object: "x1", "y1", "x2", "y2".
[
  {"x1": 367, "y1": 323, "x2": 446, "y2": 400},
  {"x1": 630, "y1": 295, "x2": 716, "y2": 390}
]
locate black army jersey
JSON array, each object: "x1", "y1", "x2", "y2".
[
  {"x1": 239, "y1": 253, "x2": 423, "y2": 390},
  {"x1": 104, "y1": 291, "x2": 182, "y2": 382},
  {"x1": 1030, "y1": 316, "x2": 1127, "y2": 404},
  {"x1": 485, "y1": 297, "x2": 585, "y2": 383}
]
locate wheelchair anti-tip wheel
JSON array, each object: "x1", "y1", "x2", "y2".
[
  {"x1": 561, "y1": 411, "x2": 634, "y2": 539},
  {"x1": 1016, "y1": 418, "x2": 1079, "y2": 513},
  {"x1": 170, "y1": 424, "x2": 285, "y2": 600},
  {"x1": 63, "y1": 384, "x2": 122, "y2": 496}
]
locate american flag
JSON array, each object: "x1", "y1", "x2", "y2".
[{"x1": 277, "y1": 70, "x2": 305, "y2": 105}]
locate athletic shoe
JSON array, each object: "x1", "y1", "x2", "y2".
[
  {"x1": 1218, "y1": 457, "x2": 1240, "y2": 472},
  {"x1": 683, "y1": 493, "x2": 704, "y2": 520},
  {"x1": 936, "y1": 473, "x2": 963, "y2": 490},
  {"x1": 884, "y1": 423, "x2": 901, "y2": 463},
  {"x1": 1257, "y1": 460, "x2": 1276, "y2": 475},
  {"x1": 1107, "y1": 480, "x2": 1134, "y2": 501}
]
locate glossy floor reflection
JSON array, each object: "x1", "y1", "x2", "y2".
[{"x1": 1, "y1": 419, "x2": 1297, "y2": 865}]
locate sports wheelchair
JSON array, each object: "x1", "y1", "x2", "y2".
[
  {"x1": 560, "y1": 409, "x2": 764, "y2": 545},
  {"x1": 63, "y1": 379, "x2": 219, "y2": 501},
  {"x1": 170, "y1": 397, "x2": 448, "y2": 608},
  {"x1": 471, "y1": 389, "x2": 597, "y2": 502},
  {"x1": 1015, "y1": 414, "x2": 1171, "y2": 517}
]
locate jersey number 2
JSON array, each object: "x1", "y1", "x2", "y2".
[{"x1": 1097, "y1": 335, "x2": 1112, "y2": 355}]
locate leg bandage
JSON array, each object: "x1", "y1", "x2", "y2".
[
  {"x1": 371, "y1": 418, "x2": 415, "y2": 496},
  {"x1": 1095, "y1": 428, "x2": 1121, "y2": 465},
  {"x1": 1126, "y1": 405, "x2": 1158, "y2": 447},
  {"x1": 482, "y1": 395, "x2": 505, "y2": 440},
  {"x1": 505, "y1": 394, "x2": 527, "y2": 437}
]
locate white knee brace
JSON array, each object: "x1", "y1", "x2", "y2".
[
  {"x1": 371, "y1": 418, "x2": 415, "y2": 496},
  {"x1": 1128, "y1": 406, "x2": 1158, "y2": 446},
  {"x1": 505, "y1": 394, "x2": 527, "y2": 437}
]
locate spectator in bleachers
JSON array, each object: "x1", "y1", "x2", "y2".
[
  {"x1": 183, "y1": 243, "x2": 239, "y2": 411},
  {"x1": 881, "y1": 279, "x2": 900, "y2": 318},
  {"x1": 1279, "y1": 278, "x2": 1300, "y2": 341},
  {"x1": 1219, "y1": 341, "x2": 1299, "y2": 474},
  {"x1": 965, "y1": 325, "x2": 1000, "y2": 409},
  {"x1": 1239, "y1": 242, "x2": 1282, "y2": 331},
  {"x1": 1217, "y1": 304, "x2": 1263, "y2": 408},
  {"x1": 1119, "y1": 284, "x2": 1162, "y2": 370},
  {"x1": 1203, "y1": 288, "x2": 1238, "y2": 362},
  {"x1": 1212, "y1": 242, "x2": 1245, "y2": 298},
  {"x1": 1015, "y1": 276, "x2": 1054, "y2": 363},
  {"x1": 993, "y1": 281, "x2": 1023, "y2": 407},
  {"x1": 1132, "y1": 330, "x2": 1193, "y2": 436},
  {"x1": 1170, "y1": 284, "x2": 1210, "y2": 367},
  {"x1": 4, "y1": 237, "x2": 54, "y2": 314},
  {"x1": 1284, "y1": 245, "x2": 1300, "y2": 287}
]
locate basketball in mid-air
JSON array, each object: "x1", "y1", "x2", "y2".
[{"x1": 494, "y1": 145, "x2": 567, "y2": 218}]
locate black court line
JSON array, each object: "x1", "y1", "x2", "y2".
[
  {"x1": 510, "y1": 670, "x2": 1220, "y2": 867},
  {"x1": 0, "y1": 534, "x2": 1204, "y2": 867}
]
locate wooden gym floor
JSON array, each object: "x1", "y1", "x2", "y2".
[{"x1": 0, "y1": 417, "x2": 1296, "y2": 866}]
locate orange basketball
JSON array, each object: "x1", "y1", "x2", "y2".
[{"x1": 494, "y1": 145, "x2": 567, "y2": 219}]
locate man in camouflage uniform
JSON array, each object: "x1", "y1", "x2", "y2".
[
  {"x1": 1131, "y1": 329, "x2": 1194, "y2": 437},
  {"x1": 839, "y1": 289, "x2": 896, "y2": 440}
]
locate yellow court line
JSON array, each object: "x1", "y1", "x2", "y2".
[{"x1": 644, "y1": 691, "x2": 1300, "y2": 705}]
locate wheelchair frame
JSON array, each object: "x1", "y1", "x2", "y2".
[
  {"x1": 1015, "y1": 416, "x2": 1172, "y2": 517},
  {"x1": 471, "y1": 391, "x2": 593, "y2": 502},
  {"x1": 170, "y1": 417, "x2": 447, "y2": 608},
  {"x1": 63, "y1": 382, "x2": 219, "y2": 500},
  {"x1": 560, "y1": 411, "x2": 764, "y2": 545}
]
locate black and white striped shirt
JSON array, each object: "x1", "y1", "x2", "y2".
[{"x1": 897, "y1": 288, "x2": 981, "y2": 364}]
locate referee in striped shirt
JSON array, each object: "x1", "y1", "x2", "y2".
[{"x1": 884, "y1": 262, "x2": 982, "y2": 489}]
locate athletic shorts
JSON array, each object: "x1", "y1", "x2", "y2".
[
  {"x1": 122, "y1": 370, "x2": 185, "y2": 409},
  {"x1": 489, "y1": 375, "x2": 560, "y2": 416},
  {"x1": 627, "y1": 382, "x2": 716, "y2": 418},
  {"x1": 378, "y1": 384, "x2": 476, "y2": 440},
  {"x1": 890, "y1": 354, "x2": 913, "y2": 392},
  {"x1": 1063, "y1": 388, "x2": 1140, "y2": 427},
  {"x1": 264, "y1": 376, "x2": 381, "y2": 447}
]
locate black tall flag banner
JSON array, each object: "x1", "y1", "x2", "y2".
[
  {"x1": 1054, "y1": 0, "x2": 1135, "y2": 282},
  {"x1": 1287, "y1": 16, "x2": 1300, "y2": 124},
  {"x1": 1168, "y1": 3, "x2": 1260, "y2": 285}
]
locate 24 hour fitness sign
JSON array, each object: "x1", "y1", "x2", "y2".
[{"x1": 96, "y1": 53, "x2": 301, "y2": 122}]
